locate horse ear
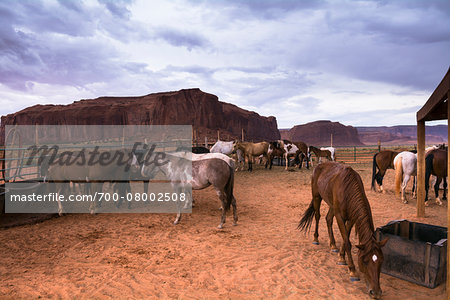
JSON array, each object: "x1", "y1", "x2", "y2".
[{"x1": 378, "y1": 238, "x2": 389, "y2": 247}]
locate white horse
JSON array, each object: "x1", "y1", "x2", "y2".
[
  {"x1": 141, "y1": 152, "x2": 238, "y2": 229},
  {"x1": 210, "y1": 140, "x2": 244, "y2": 171},
  {"x1": 320, "y1": 147, "x2": 336, "y2": 161},
  {"x1": 210, "y1": 140, "x2": 234, "y2": 154},
  {"x1": 394, "y1": 151, "x2": 417, "y2": 204}
]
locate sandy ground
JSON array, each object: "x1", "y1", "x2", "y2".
[{"x1": 0, "y1": 162, "x2": 447, "y2": 299}]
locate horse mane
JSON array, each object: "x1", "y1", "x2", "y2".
[{"x1": 340, "y1": 167, "x2": 375, "y2": 248}]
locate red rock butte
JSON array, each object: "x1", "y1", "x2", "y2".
[{"x1": 0, "y1": 88, "x2": 281, "y2": 144}]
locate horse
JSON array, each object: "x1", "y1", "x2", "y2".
[
  {"x1": 176, "y1": 146, "x2": 210, "y2": 154},
  {"x1": 233, "y1": 141, "x2": 270, "y2": 171},
  {"x1": 320, "y1": 147, "x2": 336, "y2": 161},
  {"x1": 140, "y1": 152, "x2": 238, "y2": 228},
  {"x1": 209, "y1": 140, "x2": 245, "y2": 171},
  {"x1": 44, "y1": 148, "x2": 140, "y2": 215},
  {"x1": 371, "y1": 150, "x2": 399, "y2": 193},
  {"x1": 425, "y1": 148, "x2": 447, "y2": 206},
  {"x1": 267, "y1": 141, "x2": 286, "y2": 169},
  {"x1": 298, "y1": 162, "x2": 387, "y2": 299},
  {"x1": 294, "y1": 141, "x2": 310, "y2": 169},
  {"x1": 308, "y1": 145, "x2": 332, "y2": 163},
  {"x1": 393, "y1": 151, "x2": 417, "y2": 204},
  {"x1": 210, "y1": 140, "x2": 234, "y2": 154}
]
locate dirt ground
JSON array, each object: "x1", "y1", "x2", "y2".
[{"x1": 0, "y1": 162, "x2": 447, "y2": 299}]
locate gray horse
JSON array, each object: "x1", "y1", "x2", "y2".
[{"x1": 141, "y1": 152, "x2": 238, "y2": 229}]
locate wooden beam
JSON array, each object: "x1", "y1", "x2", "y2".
[
  {"x1": 447, "y1": 91, "x2": 450, "y2": 295},
  {"x1": 416, "y1": 120, "x2": 425, "y2": 217},
  {"x1": 417, "y1": 67, "x2": 450, "y2": 122}
]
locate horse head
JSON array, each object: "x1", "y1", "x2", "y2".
[{"x1": 356, "y1": 237, "x2": 388, "y2": 299}]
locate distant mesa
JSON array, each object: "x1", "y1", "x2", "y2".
[
  {"x1": 280, "y1": 120, "x2": 364, "y2": 146},
  {"x1": 0, "y1": 88, "x2": 280, "y2": 144},
  {"x1": 357, "y1": 125, "x2": 447, "y2": 145}
]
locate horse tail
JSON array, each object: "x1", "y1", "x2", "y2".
[
  {"x1": 223, "y1": 166, "x2": 235, "y2": 211},
  {"x1": 371, "y1": 153, "x2": 378, "y2": 190},
  {"x1": 394, "y1": 156, "x2": 403, "y2": 196},
  {"x1": 425, "y1": 153, "x2": 434, "y2": 193},
  {"x1": 298, "y1": 200, "x2": 315, "y2": 232}
]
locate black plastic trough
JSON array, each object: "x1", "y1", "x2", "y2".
[{"x1": 375, "y1": 219, "x2": 447, "y2": 288}]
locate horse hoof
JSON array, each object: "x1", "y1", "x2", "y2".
[
  {"x1": 233, "y1": 222, "x2": 238, "y2": 226},
  {"x1": 312, "y1": 241, "x2": 319, "y2": 245},
  {"x1": 350, "y1": 277, "x2": 360, "y2": 282},
  {"x1": 425, "y1": 201, "x2": 429, "y2": 207},
  {"x1": 217, "y1": 224, "x2": 223, "y2": 229},
  {"x1": 331, "y1": 248, "x2": 339, "y2": 253},
  {"x1": 403, "y1": 200, "x2": 408, "y2": 204},
  {"x1": 337, "y1": 261, "x2": 347, "y2": 265}
]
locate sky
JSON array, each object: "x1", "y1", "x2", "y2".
[{"x1": 0, "y1": 0, "x2": 449, "y2": 128}]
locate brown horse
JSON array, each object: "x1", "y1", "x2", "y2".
[
  {"x1": 425, "y1": 148, "x2": 447, "y2": 206},
  {"x1": 293, "y1": 141, "x2": 310, "y2": 169},
  {"x1": 371, "y1": 150, "x2": 399, "y2": 193},
  {"x1": 308, "y1": 145, "x2": 332, "y2": 163},
  {"x1": 298, "y1": 162, "x2": 387, "y2": 299},
  {"x1": 233, "y1": 141, "x2": 269, "y2": 171}
]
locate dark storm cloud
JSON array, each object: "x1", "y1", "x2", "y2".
[{"x1": 0, "y1": 0, "x2": 211, "y2": 91}]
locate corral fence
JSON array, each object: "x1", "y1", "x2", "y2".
[
  {"x1": 332, "y1": 145, "x2": 417, "y2": 164},
  {"x1": 0, "y1": 140, "x2": 419, "y2": 183}
]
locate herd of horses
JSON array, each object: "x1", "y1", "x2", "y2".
[
  {"x1": 39, "y1": 139, "x2": 448, "y2": 300},
  {"x1": 371, "y1": 144, "x2": 448, "y2": 206}
]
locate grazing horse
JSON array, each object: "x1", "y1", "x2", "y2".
[
  {"x1": 393, "y1": 151, "x2": 417, "y2": 204},
  {"x1": 371, "y1": 150, "x2": 399, "y2": 193},
  {"x1": 308, "y1": 146, "x2": 332, "y2": 163},
  {"x1": 425, "y1": 149, "x2": 447, "y2": 206},
  {"x1": 141, "y1": 152, "x2": 238, "y2": 228},
  {"x1": 267, "y1": 141, "x2": 286, "y2": 169},
  {"x1": 320, "y1": 147, "x2": 336, "y2": 161},
  {"x1": 298, "y1": 162, "x2": 387, "y2": 299},
  {"x1": 292, "y1": 141, "x2": 310, "y2": 169},
  {"x1": 233, "y1": 141, "x2": 269, "y2": 171},
  {"x1": 45, "y1": 149, "x2": 139, "y2": 215}
]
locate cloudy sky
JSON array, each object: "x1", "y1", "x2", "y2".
[{"x1": 1, "y1": 0, "x2": 449, "y2": 128}]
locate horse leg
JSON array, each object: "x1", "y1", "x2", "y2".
[
  {"x1": 173, "y1": 186, "x2": 185, "y2": 225},
  {"x1": 401, "y1": 175, "x2": 410, "y2": 204},
  {"x1": 335, "y1": 216, "x2": 359, "y2": 280},
  {"x1": 435, "y1": 177, "x2": 443, "y2": 206},
  {"x1": 284, "y1": 154, "x2": 288, "y2": 170},
  {"x1": 248, "y1": 155, "x2": 253, "y2": 172},
  {"x1": 231, "y1": 196, "x2": 238, "y2": 226},
  {"x1": 443, "y1": 177, "x2": 447, "y2": 201},
  {"x1": 325, "y1": 208, "x2": 338, "y2": 252},
  {"x1": 376, "y1": 170, "x2": 386, "y2": 193},
  {"x1": 215, "y1": 188, "x2": 227, "y2": 229},
  {"x1": 312, "y1": 196, "x2": 322, "y2": 245}
]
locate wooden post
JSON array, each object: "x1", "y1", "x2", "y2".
[
  {"x1": 204, "y1": 136, "x2": 207, "y2": 148},
  {"x1": 353, "y1": 147, "x2": 356, "y2": 162},
  {"x1": 330, "y1": 134, "x2": 333, "y2": 147},
  {"x1": 447, "y1": 90, "x2": 450, "y2": 295},
  {"x1": 377, "y1": 140, "x2": 381, "y2": 152},
  {"x1": 241, "y1": 128, "x2": 244, "y2": 141},
  {"x1": 416, "y1": 120, "x2": 425, "y2": 217},
  {"x1": 35, "y1": 124, "x2": 39, "y2": 146},
  {"x1": 217, "y1": 130, "x2": 220, "y2": 141},
  {"x1": 121, "y1": 127, "x2": 125, "y2": 147}
]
